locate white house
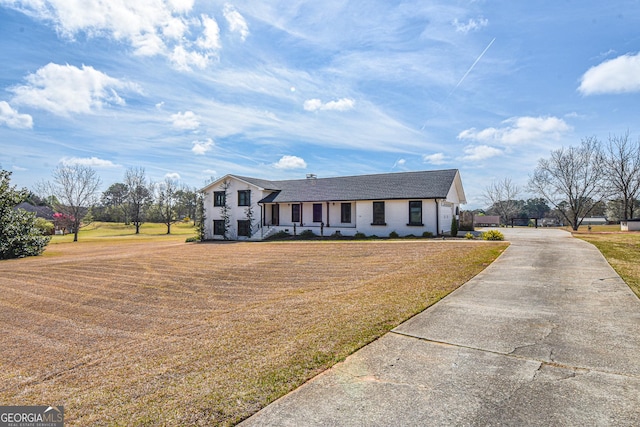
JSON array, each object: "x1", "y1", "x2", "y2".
[
  {"x1": 621, "y1": 219, "x2": 640, "y2": 231},
  {"x1": 201, "y1": 169, "x2": 466, "y2": 240}
]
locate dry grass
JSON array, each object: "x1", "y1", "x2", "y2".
[
  {"x1": 0, "y1": 231, "x2": 507, "y2": 426},
  {"x1": 574, "y1": 227, "x2": 640, "y2": 298}
]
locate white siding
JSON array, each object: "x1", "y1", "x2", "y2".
[
  {"x1": 202, "y1": 176, "x2": 267, "y2": 240},
  {"x1": 355, "y1": 199, "x2": 439, "y2": 237},
  {"x1": 202, "y1": 171, "x2": 466, "y2": 240},
  {"x1": 621, "y1": 220, "x2": 640, "y2": 231},
  {"x1": 267, "y1": 202, "x2": 357, "y2": 236}
]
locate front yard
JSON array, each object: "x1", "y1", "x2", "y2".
[{"x1": 0, "y1": 236, "x2": 506, "y2": 425}]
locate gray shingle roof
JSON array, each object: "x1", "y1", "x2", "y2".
[{"x1": 232, "y1": 169, "x2": 461, "y2": 203}]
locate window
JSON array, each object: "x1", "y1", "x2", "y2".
[
  {"x1": 214, "y1": 191, "x2": 225, "y2": 207},
  {"x1": 409, "y1": 201, "x2": 422, "y2": 225},
  {"x1": 372, "y1": 201, "x2": 385, "y2": 225},
  {"x1": 313, "y1": 203, "x2": 322, "y2": 223},
  {"x1": 292, "y1": 204, "x2": 301, "y2": 223},
  {"x1": 238, "y1": 190, "x2": 251, "y2": 206},
  {"x1": 341, "y1": 203, "x2": 352, "y2": 223},
  {"x1": 238, "y1": 220, "x2": 251, "y2": 237},
  {"x1": 213, "y1": 220, "x2": 225, "y2": 236}
]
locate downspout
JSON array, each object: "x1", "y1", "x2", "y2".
[
  {"x1": 435, "y1": 199, "x2": 440, "y2": 236},
  {"x1": 259, "y1": 203, "x2": 264, "y2": 239},
  {"x1": 326, "y1": 201, "x2": 330, "y2": 227}
]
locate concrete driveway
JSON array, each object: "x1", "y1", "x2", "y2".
[{"x1": 241, "y1": 228, "x2": 640, "y2": 426}]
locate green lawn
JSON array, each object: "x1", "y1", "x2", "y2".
[{"x1": 50, "y1": 221, "x2": 197, "y2": 243}]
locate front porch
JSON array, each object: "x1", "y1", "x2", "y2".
[
  {"x1": 260, "y1": 201, "x2": 357, "y2": 232},
  {"x1": 258, "y1": 222, "x2": 358, "y2": 239}
]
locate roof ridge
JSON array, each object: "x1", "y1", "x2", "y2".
[{"x1": 233, "y1": 168, "x2": 457, "y2": 184}]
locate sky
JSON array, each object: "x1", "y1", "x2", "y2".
[{"x1": 1, "y1": 0, "x2": 639, "y2": 208}]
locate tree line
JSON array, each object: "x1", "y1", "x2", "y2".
[
  {"x1": 26, "y1": 166, "x2": 203, "y2": 242},
  {"x1": 92, "y1": 168, "x2": 200, "y2": 234},
  {"x1": 3, "y1": 131, "x2": 639, "y2": 259},
  {"x1": 483, "y1": 132, "x2": 640, "y2": 230}
]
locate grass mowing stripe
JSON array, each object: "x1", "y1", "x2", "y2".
[{"x1": 0, "y1": 223, "x2": 507, "y2": 426}]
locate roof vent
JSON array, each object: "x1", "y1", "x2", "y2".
[{"x1": 306, "y1": 173, "x2": 317, "y2": 180}]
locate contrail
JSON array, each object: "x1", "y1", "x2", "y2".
[
  {"x1": 421, "y1": 37, "x2": 496, "y2": 130},
  {"x1": 450, "y1": 37, "x2": 496, "y2": 95}
]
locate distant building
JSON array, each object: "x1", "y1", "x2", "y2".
[
  {"x1": 14, "y1": 202, "x2": 54, "y2": 221},
  {"x1": 621, "y1": 219, "x2": 640, "y2": 231},
  {"x1": 541, "y1": 218, "x2": 562, "y2": 227},
  {"x1": 473, "y1": 215, "x2": 500, "y2": 227},
  {"x1": 580, "y1": 217, "x2": 608, "y2": 226}
]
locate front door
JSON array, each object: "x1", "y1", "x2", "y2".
[{"x1": 271, "y1": 204, "x2": 280, "y2": 226}]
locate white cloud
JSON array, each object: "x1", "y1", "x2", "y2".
[
  {"x1": 303, "y1": 97, "x2": 355, "y2": 112},
  {"x1": 165, "y1": 172, "x2": 181, "y2": 180},
  {"x1": 196, "y1": 14, "x2": 221, "y2": 50},
  {"x1": 9, "y1": 63, "x2": 138, "y2": 116},
  {"x1": 223, "y1": 4, "x2": 249, "y2": 41},
  {"x1": 169, "y1": 45, "x2": 211, "y2": 71},
  {"x1": 167, "y1": 0, "x2": 194, "y2": 14},
  {"x1": 452, "y1": 17, "x2": 488, "y2": 34},
  {"x1": 162, "y1": 16, "x2": 188, "y2": 40},
  {"x1": 324, "y1": 98, "x2": 355, "y2": 111},
  {"x1": 131, "y1": 32, "x2": 166, "y2": 56},
  {"x1": 0, "y1": 101, "x2": 33, "y2": 129},
  {"x1": 457, "y1": 116, "x2": 571, "y2": 145},
  {"x1": 423, "y1": 153, "x2": 446, "y2": 165},
  {"x1": 2, "y1": 1, "x2": 230, "y2": 70},
  {"x1": 60, "y1": 156, "x2": 119, "y2": 168},
  {"x1": 273, "y1": 155, "x2": 307, "y2": 169},
  {"x1": 579, "y1": 52, "x2": 640, "y2": 95},
  {"x1": 303, "y1": 99, "x2": 323, "y2": 112},
  {"x1": 461, "y1": 145, "x2": 503, "y2": 161},
  {"x1": 192, "y1": 138, "x2": 214, "y2": 155},
  {"x1": 171, "y1": 110, "x2": 200, "y2": 129}
]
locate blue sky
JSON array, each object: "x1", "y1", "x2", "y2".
[{"x1": 1, "y1": 0, "x2": 639, "y2": 208}]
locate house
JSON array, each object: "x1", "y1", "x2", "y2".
[
  {"x1": 580, "y1": 216, "x2": 608, "y2": 226},
  {"x1": 621, "y1": 219, "x2": 640, "y2": 231},
  {"x1": 541, "y1": 217, "x2": 562, "y2": 227},
  {"x1": 473, "y1": 215, "x2": 500, "y2": 227},
  {"x1": 15, "y1": 202, "x2": 54, "y2": 221},
  {"x1": 201, "y1": 169, "x2": 466, "y2": 240}
]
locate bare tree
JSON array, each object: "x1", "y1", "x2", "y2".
[
  {"x1": 603, "y1": 132, "x2": 640, "y2": 220},
  {"x1": 483, "y1": 178, "x2": 520, "y2": 225},
  {"x1": 154, "y1": 178, "x2": 179, "y2": 234},
  {"x1": 125, "y1": 167, "x2": 152, "y2": 234},
  {"x1": 43, "y1": 164, "x2": 102, "y2": 242},
  {"x1": 529, "y1": 137, "x2": 607, "y2": 231}
]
